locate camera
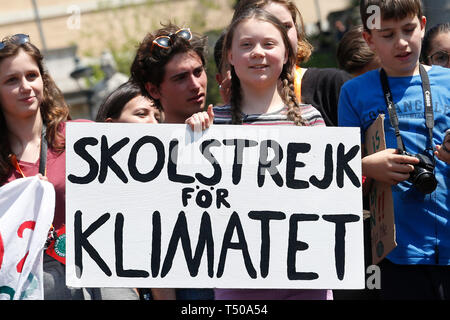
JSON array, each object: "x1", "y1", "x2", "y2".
[{"x1": 402, "y1": 150, "x2": 437, "y2": 194}]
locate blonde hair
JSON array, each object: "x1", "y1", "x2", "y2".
[{"x1": 224, "y1": 7, "x2": 305, "y2": 126}]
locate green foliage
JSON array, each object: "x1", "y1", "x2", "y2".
[
  {"x1": 79, "y1": 1, "x2": 158, "y2": 79},
  {"x1": 88, "y1": 64, "x2": 104, "y2": 84},
  {"x1": 302, "y1": 50, "x2": 338, "y2": 69},
  {"x1": 302, "y1": 33, "x2": 339, "y2": 69}
]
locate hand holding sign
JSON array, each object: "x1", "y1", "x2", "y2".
[{"x1": 185, "y1": 104, "x2": 214, "y2": 131}]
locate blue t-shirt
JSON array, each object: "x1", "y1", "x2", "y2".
[{"x1": 338, "y1": 65, "x2": 450, "y2": 265}]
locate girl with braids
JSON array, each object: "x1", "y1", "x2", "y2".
[
  {"x1": 0, "y1": 35, "x2": 138, "y2": 300},
  {"x1": 228, "y1": 0, "x2": 351, "y2": 127},
  {"x1": 208, "y1": 7, "x2": 330, "y2": 300},
  {"x1": 212, "y1": 7, "x2": 325, "y2": 128}
]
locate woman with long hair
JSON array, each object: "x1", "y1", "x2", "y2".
[{"x1": 0, "y1": 34, "x2": 138, "y2": 300}]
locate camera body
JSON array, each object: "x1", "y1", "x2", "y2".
[{"x1": 401, "y1": 150, "x2": 437, "y2": 194}]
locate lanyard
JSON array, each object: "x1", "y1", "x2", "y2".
[
  {"x1": 379, "y1": 64, "x2": 435, "y2": 153},
  {"x1": 8, "y1": 124, "x2": 60, "y2": 256},
  {"x1": 38, "y1": 124, "x2": 47, "y2": 176},
  {"x1": 9, "y1": 124, "x2": 47, "y2": 177}
]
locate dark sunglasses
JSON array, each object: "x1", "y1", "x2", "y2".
[
  {"x1": 428, "y1": 50, "x2": 449, "y2": 67},
  {"x1": 151, "y1": 28, "x2": 192, "y2": 52},
  {"x1": 0, "y1": 33, "x2": 30, "y2": 51}
]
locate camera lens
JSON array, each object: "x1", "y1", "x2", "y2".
[{"x1": 412, "y1": 169, "x2": 437, "y2": 194}]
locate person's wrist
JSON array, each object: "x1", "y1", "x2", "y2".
[{"x1": 361, "y1": 156, "x2": 371, "y2": 178}]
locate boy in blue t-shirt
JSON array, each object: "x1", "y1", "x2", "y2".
[{"x1": 338, "y1": 0, "x2": 450, "y2": 299}]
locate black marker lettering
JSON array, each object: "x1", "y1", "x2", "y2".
[
  {"x1": 195, "y1": 139, "x2": 222, "y2": 186},
  {"x1": 285, "y1": 143, "x2": 310, "y2": 189},
  {"x1": 336, "y1": 143, "x2": 361, "y2": 188},
  {"x1": 115, "y1": 213, "x2": 149, "y2": 277},
  {"x1": 74, "y1": 210, "x2": 111, "y2": 278},
  {"x1": 161, "y1": 212, "x2": 214, "y2": 277},
  {"x1": 322, "y1": 214, "x2": 360, "y2": 280},
  {"x1": 223, "y1": 139, "x2": 258, "y2": 185},
  {"x1": 168, "y1": 139, "x2": 195, "y2": 184},
  {"x1": 68, "y1": 137, "x2": 99, "y2": 184},
  {"x1": 99, "y1": 135, "x2": 129, "y2": 183},
  {"x1": 151, "y1": 211, "x2": 161, "y2": 277},
  {"x1": 128, "y1": 136, "x2": 165, "y2": 182},
  {"x1": 248, "y1": 211, "x2": 286, "y2": 278},
  {"x1": 217, "y1": 212, "x2": 257, "y2": 278},
  {"x1": 309, "y1": 144, "x2": 333, "y2": 189},
  {"x1": 258, "y1": 140, "x2": 283, "y2": 187},
  {"x1": 287, "y1": 214, "x2": 319, "y2": 280},
  {"x1": 216, "y1": 189, "x2": 231, "y2": 209}
]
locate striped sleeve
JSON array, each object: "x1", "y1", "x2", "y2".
[
  {"x1": 213, "y1": 104, "x2": 325, "y2": 127},
  {"x1": 299, "y1": 104, "x2": 326, "y2": 127},
  {"x1": 213, "y1": 105, "x2": 233, "y2": 124}
]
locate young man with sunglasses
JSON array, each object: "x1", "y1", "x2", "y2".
[
  {"x1": 131, "y1": 25, "x2": 212, "y2": 125},
  {"x1": 129, "y1": 24, "x2": 214, "y2": 300}
]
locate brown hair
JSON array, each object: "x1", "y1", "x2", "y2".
[
  {"x1": 337, "y1": 25, "x2": 377, "y2": 75},
  {"x1": 421, "y1": 22, "x2": 450, "y2": 64},
  {"x1": 0, "y1": 36, "x2": 69, "y2": 183},
  {"x1": 360, "y1": 0, "x2": 424, "y2": 32},
  {"x1": 130, "y1": 23, "x2": 208, "y2": 111},
  {"x1": 233, "y1": 0, "x2": 313, "y2": 65},
  {"x1": 223, "y1": 7, "x2": 305, "y2": 125}
]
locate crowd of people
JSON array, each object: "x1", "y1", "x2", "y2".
[{"x1": 0, "y1": 0, "x2": 449, "y2": 300}]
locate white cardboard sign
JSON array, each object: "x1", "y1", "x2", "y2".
[{"x1": 66, "y1": 123, "x2": 364, "y2": 289}]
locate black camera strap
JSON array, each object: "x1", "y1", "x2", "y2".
[
  {"x1": 39, "y1": 124, "x2": 47, "y2": 176},
  {"x1": 379, "y1": 64, "x2": 434, "y2": 153},
  {"x1": 380, "y1": 66, "x2": 439, "y2": 262}
]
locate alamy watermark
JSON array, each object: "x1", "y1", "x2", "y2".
[
  {"x1": 66, "y1": 5, "x2": 81, "y2": 30},
  {"x1": 366, "y1": 264, "x2": 381, "y2": 289},
  {"x1": 366, "y1": 5, "x2": 381, "y2": 30}
]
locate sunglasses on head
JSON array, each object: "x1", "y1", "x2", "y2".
[
  {"x1": 151, "y1": 28, "x2": 192, "y2": 52},
  {"x1": 0, "y1": 33, "x2": 30, "y2": 51},
  {"x1": 428, "y1": 50, "x2": 449, "y2": 67}
]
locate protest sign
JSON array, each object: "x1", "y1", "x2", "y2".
[
  {"x1": 0, "y1": 177, "x2": 55, "y2": 300},
  {"x1": 364, "y1": 115, "x2": 397, "y2": 265},
  {"x1": 66, "y1": 123, "x2": 365, "y2": 289}
]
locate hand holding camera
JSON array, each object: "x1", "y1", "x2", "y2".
[
  {"x1": 362, "y1": 148, "x2": 420, "y2": 186},
  {"x1": 399, "y1": 150, "x2": 437, "y2": 194}
]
